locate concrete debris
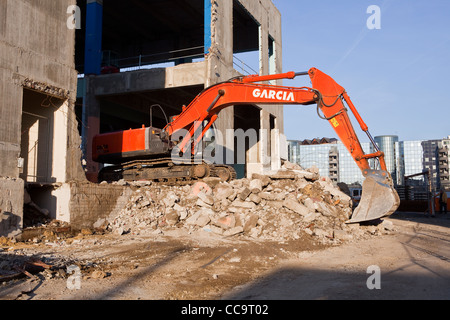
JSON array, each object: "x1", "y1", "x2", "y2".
[{"x1": 104, "y1": 162, "x2": 395, "y2": 243}]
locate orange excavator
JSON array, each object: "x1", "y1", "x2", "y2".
[{"x1": 93, "y1": 68, "x2": 400, "y2": 223}]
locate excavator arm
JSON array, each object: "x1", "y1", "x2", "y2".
[
  {"x1": 166, "y1": 68, "x2": 382, "y2": 171},
  {"x1": 163, "y1": 67, "x2": 400, "y2": 223}
]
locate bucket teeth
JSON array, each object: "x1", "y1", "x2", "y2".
[{"x1": 346, "y1": 170, "x2": 400, "y2": 224}]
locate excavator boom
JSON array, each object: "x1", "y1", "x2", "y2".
[{"x1": 93, "y1": 67, "x2": 400, "y2": 223}]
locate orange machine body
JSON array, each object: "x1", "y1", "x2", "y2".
[{"x1": 93, "y1": 126, "x2": 170, "y2": 164}]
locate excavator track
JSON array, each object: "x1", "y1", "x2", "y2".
[{"x1": 98, "y1": 157, "x2": 237, "y2": 186}]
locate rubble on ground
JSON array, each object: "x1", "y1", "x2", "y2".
[
  {"x1": 104, "y1": 162, "x2": 395, "y2": 243},
  {"x1": 0, "y1": 162, "x2": 397, "y2": 291}
]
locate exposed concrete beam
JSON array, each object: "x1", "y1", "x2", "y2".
[{"x1": 91, "y1": 62, "x2": 206, "y2": 96}]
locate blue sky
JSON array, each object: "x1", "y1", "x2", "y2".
[{"x1": 268, "y1": 0, "x2": 450, "y2": 143}]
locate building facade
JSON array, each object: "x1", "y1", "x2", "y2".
[
  {"x1": 374, "y1": 135, "x2": 399, "y2": 185},
  {"x1": 438, "y1": 136, "x2": 450, "y2": 190},
  {"x1": 0, "y1": 0, "x2": 84, "y2": 237},
  {"x1": 287, "y1": 139, "x2": 371, "y2": 185},
  {"x1": 288, "y1": 135, "x2": 450, "y2": 194}
]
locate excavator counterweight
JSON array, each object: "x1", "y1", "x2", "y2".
[{"x1": 92, "y1": 68, "x2": 400, "y2": 223}]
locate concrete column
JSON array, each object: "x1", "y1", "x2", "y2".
[
  {"x1": 206, "y1": 0, "x2": 236, "y2": 165},
  {"x1": 246, "y1": 132, "x2": 261, "y2": 178},
  {"x1": 271, "y1": 128, "x2": 281, "y2": 171},
  {"x1": 82, "y1": 76, "x2": 100, "y2": 182},
  {"x1": 51, "y1": 100, "x2": 69, "y2": 183},
  {"x1": 260, "y1": 110, "x2": 272, "y2": 170},
  {"x1": 84, "y1": 0, "x2": 103, "y2": 75},
  {"x1": 258, "y1": 17, "x2": 269, "y2": 76}
]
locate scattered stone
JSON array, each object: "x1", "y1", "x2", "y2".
[
  {"x1": 104, "y1": 165, "x2": 379, "y2": 243},
  {"x1": 259, "y1": 192, "x2": 285, "y2": 201},
  {"x1": 80, "y1": 229, "x2": 93, "y2": 236},
  {"x1": 243, "y1": 214, "x2": 259, "y2": 233},
  {"x1": 186, "y1": 209, "x2": 212, "y2": 227},
  {"x1": 303, "y1": 211, "x2": 321, "y2": 223},
  {"x1": 269, "y1": 170, "x2": 297, "y2": 180},
  {"x1": 191, "y1": 181, "x2": 212, "y2": 196},
  {"x1": 215, "y1": 185, "x2": 234, "y2": 201},
  {"x1": 251, "y1": 173, "x2": 271, "y2": 187},
  {"x1": 165, "y1": 211, "x2": 180, "y2": 226},
  {"x1": 248, "y1": 194, "x2": 261, "y2": 204},
  {"x1": 249, "y1": 179, "x2": 263, "y2": 193},
  {"x1": 230, "y1": 200, "x2": 256, "y2": 210},
  {"x1": 239, "y1": 188, "x2": 252, "y2": 201},
  {"x1": 93, "y1": 218, "x2": 107, "y2": 229},
  {"x1": 91, "y1": 270, "x2": 108, "y2": 279},
  {"x1": 214, "y1": 215, "x2": 236, "y2": 230},
  {"x1": 282, "y1": 161, "x2": 303, "y2": 170},
  {"x1": 333, "y1": 229, "x2": 353, "y2": 241},
  {"x1": 114, "y1": 227, "x2": 125, "y2": 236},
  {"x1": 283, "y1": 199, "x2": 309, "y2": 216},
  {"x1": 379, "y1": 220, "x2": 395, "y2": 231},
  {"x1": 224, "y1": 226, "x2": 244, "y2": 237},
  {"x1": 162, "y1": 191, "x2": 180, "y2": 208},
  {"x1": 197, "y1": 191, "x2": 214, "y2": 206}
]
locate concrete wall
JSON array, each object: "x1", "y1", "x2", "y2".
[
  {"x1": 68, "y1": 182, "x2": 132, "y2": 231},
  {"x1": 0, "y1": 178, "x2": 24, "y2": 238},
  {"x1": 0, "y1": 0, "x2": 85, "y2": 236},
  {"x1": 26, "y1": 181, "x2": 132, "y2": 231},
  {"x1": 0, "y1": 0, "x2": 83, "y2": 181}
]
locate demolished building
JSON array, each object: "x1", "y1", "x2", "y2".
[
  {"x1": 0, "y1": 0, "x2": 288, "y2": 237},
  {"x1": 0, "y1": 0, "x2": 84, "y2": 237}
]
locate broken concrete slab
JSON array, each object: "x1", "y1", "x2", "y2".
[
  {"x1": 197, "y1": 191, "x2": 214, "y2": 206},
  {"x1": 251, "y1": 173, "x2": 271, "y2": 187},
  {"x1": 268, "y1": 170, "x2": 297, "y2": 180},
  {"x1": 214, "y1": 215, "x2": 236, "y2": 230},
  {"x1": 239, "y1": 188, "x2": 252, "y2": 201},
  {"x1": 248, "y1": 194, "x2": 261, "y2": 204},
  {"x1": 214, "y1": 185, "x2": 234, "y2": 201},
  {"x1": 249, "y1": 179, "x2": 263, "y2": 193},
  {"x1": 186, "y1": 209, "x2": 212, "y2": 227},
  {"x1": 224, "y1": 226, "x2": 244, "y2": 237},
  {"x1": 230, "y1": 200, "x2": 256, "y2": 210},
  {"x1": 243, "y1": 214, "x2": 259, "y2": 233},
  {"x1": 283, "y1": 199, "x2": 309, "y2": 216},
  {"x1": 259, "y1": 192, "x2": 285, "y2": 201}
]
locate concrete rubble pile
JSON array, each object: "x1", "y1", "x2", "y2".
[{"x1": 106, "y1": 162, "x2": 395, "y2": 243}]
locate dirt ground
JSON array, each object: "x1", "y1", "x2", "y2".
[{"x1": 1, "y1": 211, "x2": 449, "y2": 300}]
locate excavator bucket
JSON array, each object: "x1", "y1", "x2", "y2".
[{"x1": 346, "y1": 170, "x2": 400, "y2": 224}]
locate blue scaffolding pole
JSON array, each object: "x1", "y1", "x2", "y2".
[
  {"x1": 204, "y1": 0, "x2": 212, "y2": 55},
  {"x1": 84, "y1": 0, "x2": 103, "y2": 75}
]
